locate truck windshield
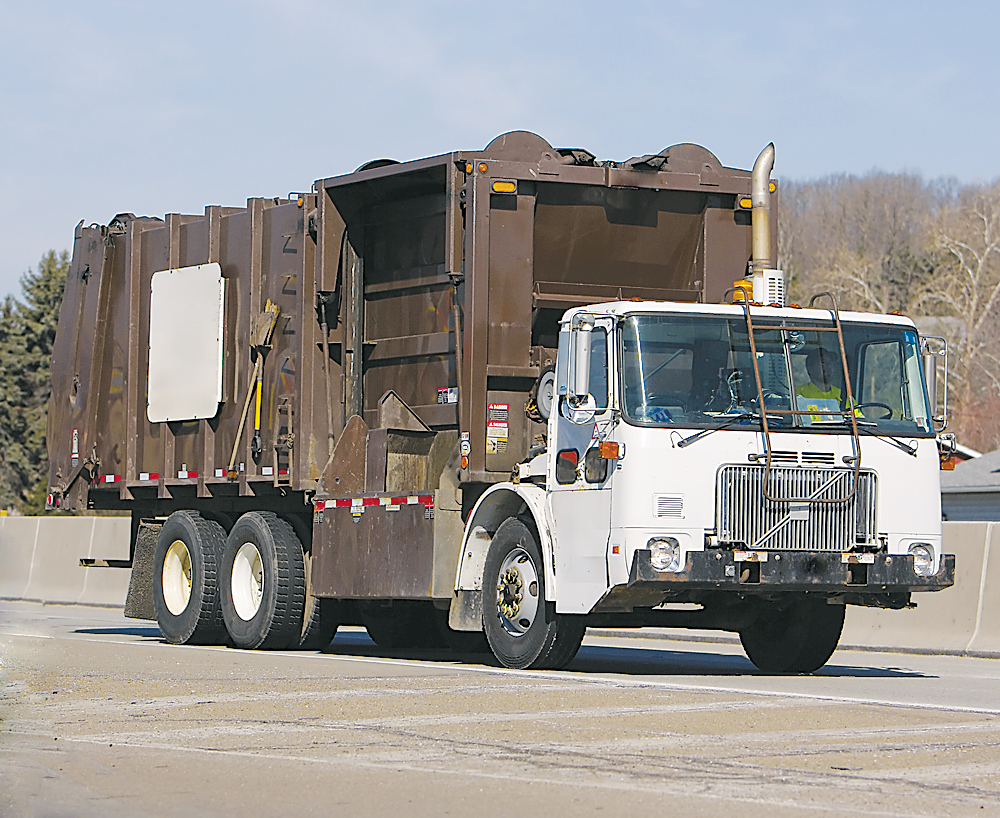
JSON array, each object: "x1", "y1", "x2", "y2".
[{"x1": 619, "y1": 314, "x2": 933, "y2": 436}]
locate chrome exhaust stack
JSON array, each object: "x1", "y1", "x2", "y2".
[
  {"x1": 751, "y1": 143, "x2": 775, "y2": 274},
  {"x1": 746, "y1": 143, "x2": 784, "y2": 305}
]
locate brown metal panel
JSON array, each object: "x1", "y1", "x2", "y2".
[
  {"x1": 365, "y1": 428, "x2": 388, "y2": 493},
  {"x1": 47, "y1": 223, "x2": 111, "y2": 500},
  {"x1": 532, "y1": 185, "x2": 707, "y2": 293},
  {"x1": 293, "y1": 194, "x2": 325, "y2": 490},
  {"x1": 484, "y1": 390, "x2": 527, "y2": 474},
  {"x1": 136, "y1": 220, "x2": 168, "y2": 483},
  {"x1": 315, "y1": 152, "x2": 454, "y2": 193},
  {"x1": 258, "y1": 201, "x2": 308, "y2": 487},
  {"x1": 214, "y1": 208, "x2": 253, "y2": 478},
  {"x1": 161, "y1": 215, "x2": 180, "y2": 482},
  {"x1": 487, "y1": 191, "x2": 533, "y2": 367},
  {"x1": 462, "y1": 173, "x2": 491, "y2": 475},
  {"x1": 320, "y1": 414, "x2": 367, "y2": 495},
  {"x1": 704, "y1": 203, "x2": 754, "y2": 303},
  {"x1": 311, "y1": 503, "x2": 435, "y2": 598},
  {"x1": 199, "y1": 206, "x2": 222, "y2": 490},
  {"x1": 90, "y1": 227, "x2": 129, "y2": 483},
  {"x1": 343, "y1": 224, "x2": 364, "y2": 423},
  {"x1": 122, "y1": 220, "x2": 143, "y2": 498}
]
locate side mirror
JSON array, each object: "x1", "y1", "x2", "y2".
[
  {"x1": 922, "y1": 335, "x2": 948, "y2": 430},
  {"x1": 555, "y1": 318, "x2": 593, "y2": 401},
  {"x1": 572, "y1": 322, "x2": 592, "y2": 398}
]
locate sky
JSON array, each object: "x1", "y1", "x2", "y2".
[{"x1": 2, "y1": 0, "x2": 999, "y2": 300}]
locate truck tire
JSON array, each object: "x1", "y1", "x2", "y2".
[
  {"x1": 221, "y1": 512, "x2": 306, "y2": 650},
  {"x1": 740, "y1": 597, "x2": 845, "y2": 673},
  {"x1": 482, "y1": 518, "x2": 586, "y2": 670},
  {"x1": 298, "y1": 597, "x2": 340, "y2": 650},
  {"x1": 152, "y1": 511, "x2": 227, "y2": 645}
]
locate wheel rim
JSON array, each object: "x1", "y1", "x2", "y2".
[
  {"x1": 232, "y1": 542, "x2": 264, "y2": 621},
  {"x1": 162, "y1": 539, "x2": 192, "y2": 616},
  {"x1": 495, "y1": 547, "x2": 540, "y2": 636}
]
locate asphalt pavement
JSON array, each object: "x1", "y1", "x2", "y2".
[{"x1": 2, "y1": 600, "x2": 999, "y2": 817}]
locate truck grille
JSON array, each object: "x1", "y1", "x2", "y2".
[{"x1": 716, "y1": 465, "x2": 877, "y2": 552}]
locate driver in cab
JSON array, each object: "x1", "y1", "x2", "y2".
[{"x1": 797, "y1": 348, "x2": 846, "y2": 423}]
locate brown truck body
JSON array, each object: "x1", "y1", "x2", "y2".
[{"x1": 47, "y1": 130, "x2": 766, "y2": 601}]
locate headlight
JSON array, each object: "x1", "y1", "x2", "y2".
[
  {"x1": 908, "y1": 543, "x2": 935, "y2": 577},
  {"x1": 648, "y1": 537, "x2": 682, "y2": 572}
]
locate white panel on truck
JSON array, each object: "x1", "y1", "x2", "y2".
[{"x1": 147, "y1": 262, "x2": 225, "y2": 423}]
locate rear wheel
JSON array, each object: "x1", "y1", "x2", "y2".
[
  {"x1": 152, "y1": 511, "x2": 227, "y2": 645},
  {"x1": 482, "y1": 518, "x2": 585, "y2": 670},
  {"x1": 740, "y1": 596, "x2": 845, "y2": 673},
  {"x1": 221, "y1": 512, "x2": 306, "y2": 650},
  {"x1": 298, "y1": 550, "x2": 340, "y2": 650},
  {"x1": 298, "y1": 597, "x2": 341, "y2": 650}
]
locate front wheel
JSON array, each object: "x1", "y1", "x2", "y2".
[
  {"x1": 482, "y1": 518, "x2": 585, "y2": 670},
  {"x1": 739, "y1": 596, "x2": 845, "y2": 673},
  {"x1": 221, "y1": 512, "x2": 306, "y2": 650}
]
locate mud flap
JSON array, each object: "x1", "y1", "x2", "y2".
[{"x1": 124, "y1": 521, "x2": 161, "y2": 620}]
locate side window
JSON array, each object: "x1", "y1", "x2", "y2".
[
  {"x1": 584, "y1": 447, "x2": 608, "y2": 484},
  {"x1": 589, "y1": 328, "x2": 608, "y2": 406},
  {"x1": 860, "y1": 342, "x2": 903, "y2": 413},
  {"x1": 555, "y1": 449, "x2": 578, "y2": 484}
]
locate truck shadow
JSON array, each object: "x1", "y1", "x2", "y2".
[
  {"x1": 324, "y1": 630, "x2": 929, "y2": 679},
  {"x1": 75, "y1": 626, "x2": 163, "y2": 639},
  {"x1": 70, "y1": 625, "x2": 929, "y2": 678}
]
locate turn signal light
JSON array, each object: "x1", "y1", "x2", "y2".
[{"x1": 599, "y1": 441, "x2": 621, "y2": 459}]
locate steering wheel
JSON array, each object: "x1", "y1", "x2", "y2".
[{"x1": 854, "y1": 402, "x2": 893, "y2": 420}]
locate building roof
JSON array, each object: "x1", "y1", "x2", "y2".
[{"x1": 941, "y1": 448, "x2": 1000, "y2": 493}]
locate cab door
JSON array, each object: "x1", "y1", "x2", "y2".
[{"x1": 546, "y1": 318, "x2": 616, "y2": 614}]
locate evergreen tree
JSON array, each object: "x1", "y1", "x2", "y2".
[{"x1": 0, "y1": 251, "x2": 69, "y2": 512}]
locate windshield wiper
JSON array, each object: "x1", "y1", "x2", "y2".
[
  {"x1": 814, "y1": 419, "x2": 918, "y2": 456},
  {"x1": 854, "y1": 423, "x2": 918, "y2": 456},
  {"x1": 677, "y1": 412, "x2": 768, "y2": 448}
]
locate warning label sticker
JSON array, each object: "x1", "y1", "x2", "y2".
[
  {"x1": 486, "y1": 403, "x2": 509, "y2": 454},
  {"x1": 437, "y1": 386, "x2": 458, "y2": 404}
]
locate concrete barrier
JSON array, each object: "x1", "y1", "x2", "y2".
[
  {"x1": 0, "y1": 517, "x2": 40, "y2": 601},
  {"x1": 1, "y1": 516, "x2": 131, "y2": 607},
  {"x1": 0, "y1": 517, "x2": 998, "y2": 656},
  {"x1": 842, "y1": 522, "x2": 992, "y2": 655},
  {"x1": 967, "y1": 523, "x2": 1000, "y2": 655},
  {"x1": 76, "y1": 518, "x2": 132, "y2": 606}
]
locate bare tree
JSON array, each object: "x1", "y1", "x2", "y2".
[
  {"x1": 780, "y1": 173, "x2": 938, "y2": 312},
  {"x1": 912, "y1": 183, "x2": 1000, "y2": 451}
]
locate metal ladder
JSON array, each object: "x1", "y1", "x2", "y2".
[{"x1": 728, "y1": 288, "x2": 862, "y2": 505}]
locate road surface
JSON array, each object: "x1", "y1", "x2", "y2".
[{"x1": 2, "y1": 600, "x2": 999, "y2": 817}]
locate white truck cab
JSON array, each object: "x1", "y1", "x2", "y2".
[{"x1": 457, "y1": 297, "x2": 953, "y2": 672}]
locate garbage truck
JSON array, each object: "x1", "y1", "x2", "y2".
[{"x1": 46, "y1": 131, "x2": 954, "y2": 671}]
